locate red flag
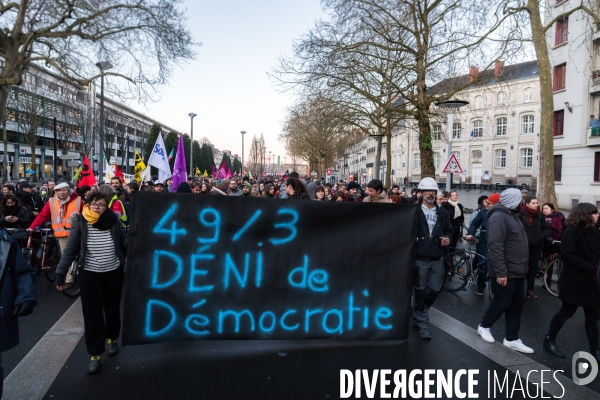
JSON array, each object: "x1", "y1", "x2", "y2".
[
  {"x1": 78, "y1": 155, "x2": 97, "y2": 187},
  {"x1": 114, "y1": 164, "x2": 124, "y2": 183}
]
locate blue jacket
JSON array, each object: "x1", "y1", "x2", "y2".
[
  {"x1": 467, "y1": 208, "x2": 489, "y2": 256},
  {"x1": 0, "y1": 231, "x2": 37, "y2": 352},
  {"x1": 416, "y1": 202, "x2": 453, "y2": 260}
]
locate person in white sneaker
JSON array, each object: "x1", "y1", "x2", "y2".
[{"x1": 477, "y1": 188, "x2": 533, "y2": 354}]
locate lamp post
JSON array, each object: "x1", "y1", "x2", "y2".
[
  {"x1": 188, "y1": 113, "x2": 197, "y2": 176},
  {"x1": 435, "y1": 100, "x2": 469, "y2": 192},
  {"x1": 240, "y1": 131, "x2": 246, "y2": 175},
  {"x1": 96, "y1": 61, "x2": 113, "y2": 182},
  {"x1": 268, "y1": 151, "x2": 271, "y2": 174}
]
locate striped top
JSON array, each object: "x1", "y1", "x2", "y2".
[{"x1": 83, "y1": 225, "x2": 120, "y2": 273}]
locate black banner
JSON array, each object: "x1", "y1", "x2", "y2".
[{"x1": 123, "y1": 192, "x2": 417, "y2": 344}]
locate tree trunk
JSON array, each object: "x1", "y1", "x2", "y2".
[
  {"x1": 374, "y1": 134, "x2": 382, "y2": 182},
  {"x1": 417, "y1": 108, "x2": 435, "y2": 177},
  {"x1": 528, "y1": 0, "x2": 557, "y2": 205},
  {"x1": 0, "y1": 86, "x2": 9, "y2": 182},
  {"x1": 29, "y1": 133, "x2": 37, "y2": 182},
  {"x1": 385, "y1": 123, "x2": 392, "y2": 188}
]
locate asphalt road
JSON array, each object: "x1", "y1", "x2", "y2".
[{"x1": 3, "y1": 273, "x2": 77, "y2": 376}]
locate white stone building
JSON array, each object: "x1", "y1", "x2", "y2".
[
  {"x1": 546, "y1": 0, "x2": 600, "y2": 209},
  {"x1": 339, "y1": 61, "x2": 542, "y2": 188}
]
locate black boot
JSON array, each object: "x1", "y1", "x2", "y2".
[{"x1": 543, "y1": 337, "x2": 565, "y2": 358}]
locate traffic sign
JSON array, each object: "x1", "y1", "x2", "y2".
[
  {"x1": 326, "y1": 169, "x2": 333, "y2": 176},
  {"x1": 442, "y1": 154, "x2": 463, "y2": 173}
]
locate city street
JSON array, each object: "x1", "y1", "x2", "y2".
[{"x1": 3, "y1": 190, "x2": 597, "y2": 400}]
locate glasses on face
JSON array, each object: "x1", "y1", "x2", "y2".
[{"x1": 89, "y1": 202, "x2": 107, "y2": 209}]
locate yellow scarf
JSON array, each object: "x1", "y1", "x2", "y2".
[{"x1": 82, "y1": 205, "x2": 100, "y2": 225}]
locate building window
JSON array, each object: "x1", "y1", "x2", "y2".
[
  {"x1": 452, "y1": 151, "x2": 460, "y2": 164},
  {"x1": 414, "y1": 153, "x2": 421, "y2": 169},
  {"x1": 497, "y1": 92, "x2": 506, "y2": 106},
  {"x1": 555, "y1": 17, "x2": 568, "y2": 46},
  {"x1": 434, "y1": 152, "x2": 440, "y2": 168},
  {"x1": 452, "y1": 122, "x2": 461, "y2": 139},
  {"x1": 471, "y1": 120, "x2": 483, "y2": 138},
  {"x1": 554, "y1": 155, "x2": 562, "y2": 182},
  {"x1": 520, "y1": 148, "x2": 533, "y2": 168},
  {"x1": 522, "y1": 115, "x2": 535, "y2": 134},
  {"x1": 495, "y1": 149, "x2": 506, "y2": 168},
  {"x1": 524, "y1": 87, "x2": 532, "y2": 103},
  {"x1": 474, "y1": 95, "x2": 482, "y2": 109},
  {"x1": 432, "y1": 124, "x2": 442, "y2": 140},
  {"x1": 553, "y1": 110, "x2": 564, "y2": 136},
  {"x1": 595, "y1": 152, "x2": 600, "y2": 182},
  {"x1": 553, "y1": 63, "x2": 566, "y2": 91},
  {"x1": 472, "y1": 149, "x2": 482, "y2": 158},
  {"x1": 496, "y1": 117, "x2": 507, "y2": 136}
]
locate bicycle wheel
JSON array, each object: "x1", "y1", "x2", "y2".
[
  {"x1": 444, "y1": 250, "x2": 471, "y2": 292},
  {"x1": 42, "y1": 241, "x2": 61, "y2": 283},
  {"x1": 62, "y1": 261, "x2": 81, "y2": 298},
  {"x1": 544, "y1": 258, "x2": 562, "y2": 297}
]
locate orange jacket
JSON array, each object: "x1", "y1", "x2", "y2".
[{"x1": 29, "y1": 192, "x2": 83, "y2": 237}]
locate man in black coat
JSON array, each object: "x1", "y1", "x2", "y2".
[
  {"x1": 411, "y1": 177, "x2": 452, "y2": 339},
  {"x1": 477, "y1": 188, "x2": 533, "y2": 354},
  {"x1": 0, "y1": 230, "x2": 36, "y2": 397}
]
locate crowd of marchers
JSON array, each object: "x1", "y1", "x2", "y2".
[{"x1": 0, "y1": 171, "x2": 599, "y2": 390}]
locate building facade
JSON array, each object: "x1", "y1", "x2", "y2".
[
  {"x1": 546, "y1": 0, "x2": 600, "y2": 209},
  {"x1": 339, "y1": 61, "x2": 542, "y2": 188},
  {"x1": 0, "y1": 58, "x2": 179, "y2": 181}
]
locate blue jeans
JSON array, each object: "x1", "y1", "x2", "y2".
[{"x1": 473, "y1": 254, "x2": 488, "y2": 292}]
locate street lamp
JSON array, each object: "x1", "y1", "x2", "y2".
[
  {"x1": 189, "y1": 113, "x2": 197, "y2": 176},
  {"x1": 435, "y1": 99, "x2": 469, "y2": 192},
  {"x1": 268, "y1": 151, "x2": 271, "y2": 174},
  {"x1": 96, "y1": 61, "x2": 113, "y2": 182},
  {"x1": 240, "y1": 131, "x2": 246, "y2": 175}
]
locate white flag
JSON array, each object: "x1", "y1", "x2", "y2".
[
  {"x1": 140, "y1": 166, "x2": 152, "y2": 182},
  {"x1": 104, "y1": 158, "x2": 114, "y2": 183},
  {"x1": 147, "y1": 133, "x2": 172, "y2": 181}
]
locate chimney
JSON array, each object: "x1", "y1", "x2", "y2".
[
  {"x1": 469, "y1": 66, "x2": 479, "y2": 82},
  {"x1": 494, "y1": 61, "x2": 504, "y2": 79}
]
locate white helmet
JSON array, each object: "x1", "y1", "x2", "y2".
[{"x1": 418, "y1": 177, "x2": 438, "y2": 191}]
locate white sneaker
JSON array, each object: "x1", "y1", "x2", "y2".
[
  {"x1": 503, "y1": 338, "x2": 534, "y2": 354},
  {"x1": 477, "y1": 325, "x2": 495, "y2": 343}
]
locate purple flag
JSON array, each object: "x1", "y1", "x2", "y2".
[
  {"x1": 218, "y1": 165, "x2": 226, "y2": 179},
  {"x1": 171, "y1": 133, "x2": 188, "y2": 192},
  {"x1": 212, "y1": 165, "x2": 217, "y2": 178},
  {"x1": 226, "y1": 167, "x2": 232, "y2": 179}
]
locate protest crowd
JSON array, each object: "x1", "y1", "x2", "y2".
[{"x1": 0, "y1": 148, "x2": 599, "y2": 388}]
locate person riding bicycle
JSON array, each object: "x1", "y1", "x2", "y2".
[
  {"x1": 0, "y1": 194, "x2": 32, "y2": 247},
  {"x1": 29, "y1": 182, "x2": 83, "y2": 286},
  {"x1": 411, "y1": 177, "x2": 452, "y2": 340}
]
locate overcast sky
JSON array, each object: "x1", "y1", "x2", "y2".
[{"x1": 131, "y1": 0, "x2": 324, "y2": 165}]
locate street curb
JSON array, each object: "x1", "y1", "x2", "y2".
[
  {"x1": 430, "y1": 307, "x2": 598, "y2": 399},
  {"x1": 3, "y1": 299, "x2": 84, "y2": 400}
]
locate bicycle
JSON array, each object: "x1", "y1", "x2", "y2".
[
  {"x1": 443, "y1": 238, "x2": 488, "y2": 293},
  {"x1": 7, "y1": 228, "x2": 80, "y2": 298},
  {"x1": 535, "y1": 241, "x2": 562, "y2": 297}
]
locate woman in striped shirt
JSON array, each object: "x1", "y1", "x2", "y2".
[{"x1": 55, "y1": 191, "x2": 127, "y2": 374}]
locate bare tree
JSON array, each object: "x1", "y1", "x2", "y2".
[
  {"x1": 275, "y1": 0, "x2": 520, "y2": 184},
  {"x1": 0, "y1": 0, "x2": 198, "y2": 178},
  {"x1": 6, "y1": 85, "x2": 49, "y2": 180},
  {"x1": 501, "y1": 0, "x2": 600, "y2": 204},
  {"x1": 281, "y1": 96, "x2": 355, "y2": 178}
]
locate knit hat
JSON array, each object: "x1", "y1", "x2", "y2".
[
  {"x1": 499, "y1": 188, "x2": 522, "y2": 210},
  {"x1": 54, "y1": 182, "x2": 69, "y2": 190},
  {"x1": 215, "y1": 179, "x2": 229, "y2": 192},
  {"x1": 243, "y1": 182, "x2": 253, "y2": 190},
  {"x1": 347, "y1": 181, "x2": 361, "y2": 191},
  {"x1": 477, "y1": 195, "x2": 489, "y2": 206},
  {"x1": 487, "y1": 193, "x2": 500, "y2": 205}
]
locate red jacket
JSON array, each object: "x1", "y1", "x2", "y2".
[{"x1": 29, "y1": 192, "x2": 83, "y2": 229}]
